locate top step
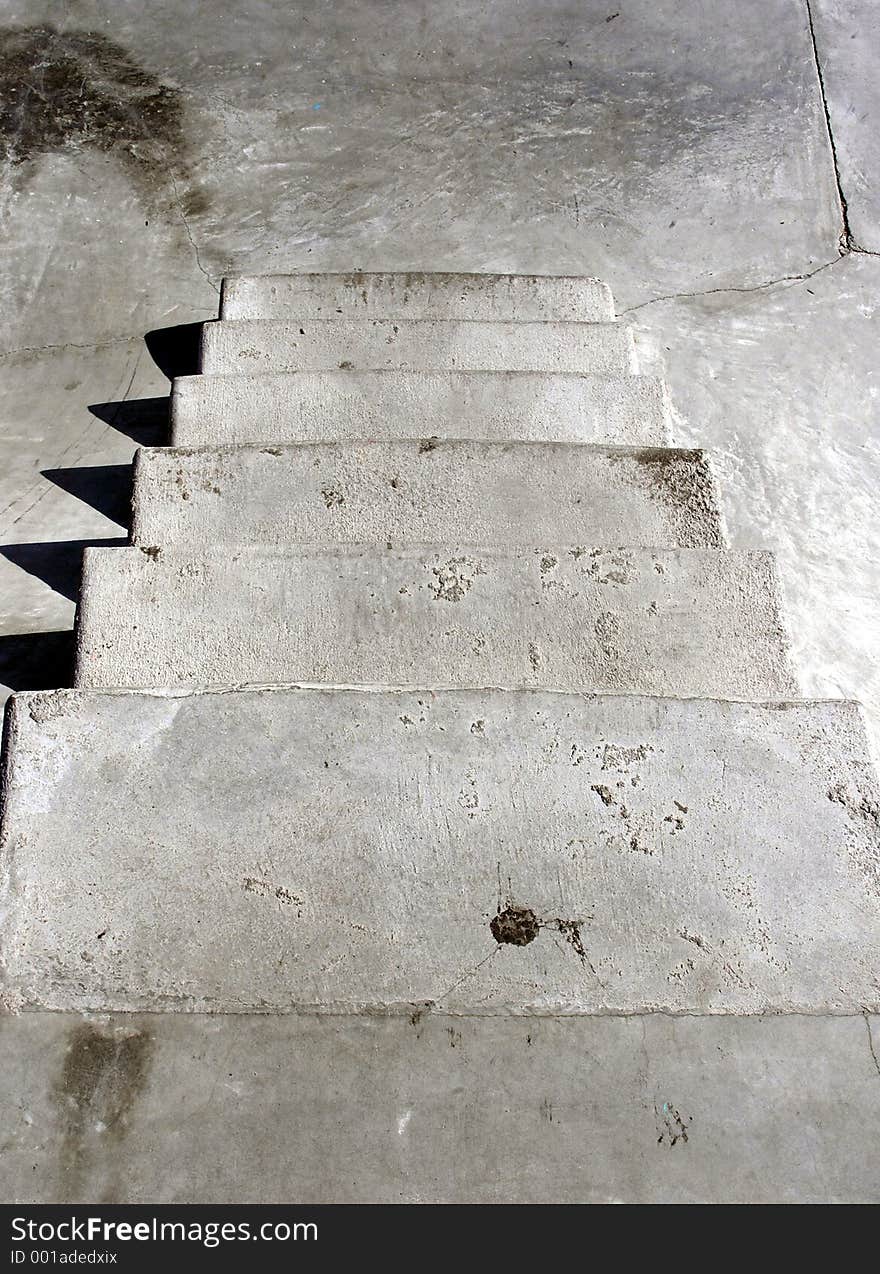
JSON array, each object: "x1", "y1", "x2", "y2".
[{"x1": 219, "y1": 272, "x2": 615, "y2": 323}]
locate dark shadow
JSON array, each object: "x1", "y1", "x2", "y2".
[
  {"x1": 1, "y1": 538, "x2": 127, "y2": 603},
  {"x1": 145, "y1": 321, "x2": 203, "y2": 379},
  {"x1": 1, "y1": 317, "x2": 195, "y2": 696},
  {"x1": 41, "y1": 465, "x2": 132, "y2": 527},
  {"x1": 0, "y1": 631, "x2": 74, "y2": 692},
  {"x1": 88, "y1": 396, "x2": 169, "y2": 446}
]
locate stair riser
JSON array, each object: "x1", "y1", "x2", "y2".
[
  {"x1": 130, "y1": 442, "x2": 725, "y2": 550},
  {"x1": 199, "y1": 319, "x2": 637, "y2": 375},
  {"x1": 220, "y1": 272, "x2": 615, "y2": 322},
  {"x1": 170, "y1": 370, "x2": 670, "y2": 447},
  {"x1": 75, "y1": 546, "x2": 796, "y2": 699},
  {"x1": 2, "y1": 1012, "x2": 875, "y2": 1203}
]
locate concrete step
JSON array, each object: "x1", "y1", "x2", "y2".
[
  {"x1": 199, "y1": 318, "x2": 636, "y2": 375},
  {"x1": 170, "y1": 370, "x2": 671, "y2": 447},
  {"x1": 75, "y1": 545, "x2": 796, "y2": 699},
  {"x1": 130, "y1": 441, "x2": 726, "y2": 550},
  {"x1": 2, "y1": 688, "x2": 877, "y2": 1015},
  {"x1": 3, "y1": 1010, "x2": 878, "y2": 1203},
  {"x1": 219, "y1": 272, "x2": 615, "y2": 322}
]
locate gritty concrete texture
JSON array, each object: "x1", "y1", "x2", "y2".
[
  {"x1": 1, "y1": 1010, "x2": 878, "y2": 1204},
  {"x1": 3, "y1": 687, "x2": 878, "y2": 1014},
  {"x1": 131, "y1": 441, "x2": 726, "y2": 549},
  {"x1": 170, "y1": 369, "x2": 672, "y2": 447},
  {"x1": 199, "y1": 317, "x2": 637, "y2": 376},
  {"x1": 220, "y1": 271, "x2": 615, "y2": 322},
  {"x1": 74, "y1": 544, "x2": 797, "y2": 698},
  {"x1": 0, "y1": 0, "x2": 878, "y2": 1207}
]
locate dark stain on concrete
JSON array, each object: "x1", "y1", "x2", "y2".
[
  {"x1": 491, "y1": 905, "x2": 540, "y2": 946},
  {"x1": 52, "y1": 1020, "x2": 153, "y2": 1202},
  {"x1": 321, "y1": 484, "x2": 345, "y2": 508},
  {"x1": 0, "y1": 25, "x2": 188, "y2": 198},
  {"x1": 655, "y1": 1101, "x2": 692, "y2": 1147},
  {"x1": 551, "y1": 918, "x2": 590, "y2": 967}
]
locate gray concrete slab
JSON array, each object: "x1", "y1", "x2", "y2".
[
  {"x1": 130, "y1": 441, "x2": 726, "y2": 549},
  {"x1": 199, "y1": 317, "x2": 636, "y2": 375},
  {"x1": 220, "y1": 271, "x2": 615, "y2": 322},
  {"x1": 74, "y1": 545, "x2": 797, "y2": 699},
  {"x1": 170, "y1": 369, "x2": 671, "y2": 446},
  {"x1": 1, "y1": 1010, "x2": 878, "y2": 1204},
  {"x1": 2, "y1": 688, "x2": 878, "y2": 1014}
]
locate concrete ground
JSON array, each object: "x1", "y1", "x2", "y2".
[
  {"x1": 0, "y1": 1, "x2": 877, "y2": 758},
  {"x1": 3, "y1": 1012, "x2": 878, "y2": 1203}
]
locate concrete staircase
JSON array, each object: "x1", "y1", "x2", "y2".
[{"x1": 1, "y1": 272, "x2": 878, "y2": 1202}]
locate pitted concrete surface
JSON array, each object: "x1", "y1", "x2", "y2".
[
  {"x1": 131, "y1": 441, "x2": 726, "y2": 549},
  {"x1": 220, "y1": 271, "x2": 615, "y2": 322},
  {"x1": 170, "y1": 369, "x2": 671, "y2": 446},
  {"x1": 1, "y1": 1011, "x2": 878, "y2": 1204},
  {"x1": 75, "y1": 545, "x2": 796, "y2": 698},
  {"x1": 199, "y1": 317, "x2": 636, "y2": 375},
  {"x1": 2, "y1": 688, "x2": 878, "y2": 1014}
]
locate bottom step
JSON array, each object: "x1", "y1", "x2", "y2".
[
  {"x1": 2, "y1": 688, "x2": 877, "y2": 1015},
  {"x1": 1, "y1": 1011, "x2": 878, "y2": 1202}
]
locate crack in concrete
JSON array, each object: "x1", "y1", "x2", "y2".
[
  {"x1": 804, "y1": 0, "x2": 868, "y2": 255},
  {"x1": 620, "y1": 256, "x2": 843, "y2": 314},
  {"x1": 0, "y1": 334, "x2": 144, "y2": 361},
  {"x1": 168, "y1": 171, "x2": 220, "y2": 296},
  {"x1": 435, "y1": 947, "x2": 499, "y2": 1004},
  {"x1": 865, "y1": 1014, "x2": 880, "y2": 1080},
  {"x1": 623, "y1": 5, "x2": 878, "y2": 316}
]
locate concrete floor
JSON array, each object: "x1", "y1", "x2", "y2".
[{"x1": 1, "y1": 1, "x2": 877, "y2": 761}]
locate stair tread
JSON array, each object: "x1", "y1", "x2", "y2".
[
  {"x1": 3, "y1": 688, "x2": 877, "y2": 1014},
  {"x1": 200, "y1": 317, "x2": 636, "y2": 375}
]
